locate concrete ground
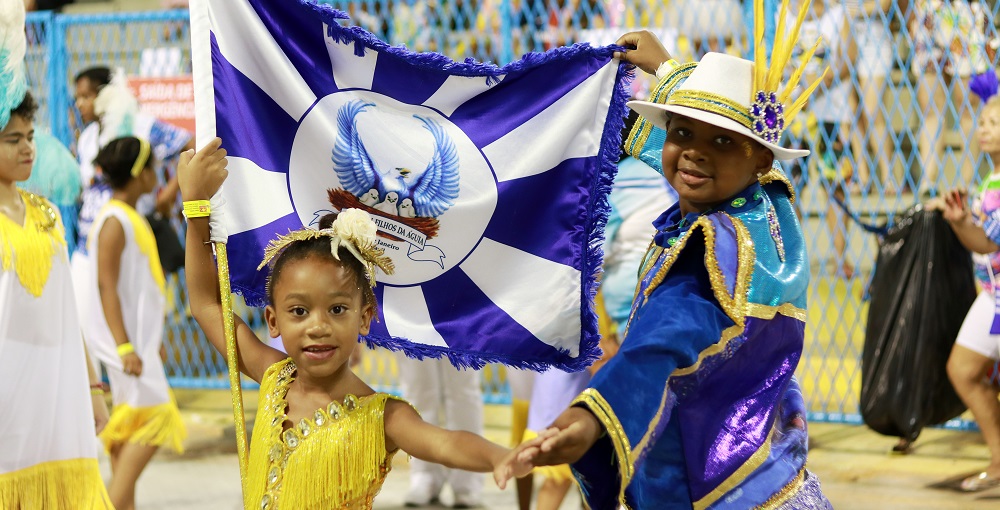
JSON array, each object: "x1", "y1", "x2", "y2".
[{"x1": 107, "y1": 389, "x2": 1000, "y2": 509}]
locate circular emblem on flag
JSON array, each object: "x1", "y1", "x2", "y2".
[{"x1": 288, "y1": 91, "x2": 498, "y2": 286}]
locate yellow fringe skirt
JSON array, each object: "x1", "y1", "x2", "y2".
[
  {"x1": 0, "y1": 458, "x2": 113, "y2": 509},
  {"x1": 100, "y1": 400, "x2": 187, "y2": 453}
]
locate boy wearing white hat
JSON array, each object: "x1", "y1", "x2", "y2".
[{"x1": 495, "y1": 2, "x2": 831, "y2": 508}]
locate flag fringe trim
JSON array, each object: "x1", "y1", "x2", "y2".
[
  {"x1": 304, "y1": 0, "x2": 620, "y2": 82},
  {"x1": 360, "y1": 334, "x2": 563, "y2": 372}
]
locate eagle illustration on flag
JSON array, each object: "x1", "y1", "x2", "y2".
[{"x1": 189, "y1": 0, "x2": 633, "y2": 371}]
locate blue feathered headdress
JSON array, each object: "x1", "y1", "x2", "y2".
[
  {"x1": 971, "y1": 69, "x2": 999, "y2": 104},
  {"x1": 0, "y1": 1, "x2": 27, "y2": 131}
]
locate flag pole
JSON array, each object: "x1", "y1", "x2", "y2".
[
  {"x1": 214, "y1": 242, "x2": 249, "y2": 495},
  {"x1": 188, "y1": 0, "x2": 248, "y2": 492}
]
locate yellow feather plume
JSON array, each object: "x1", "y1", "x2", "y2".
[
  {"x1": 767, "y1": 0, "x2": 791, "y2": 91},
  {"x1": 753, "y1": 0, "x2": 766, "y2": 91},
  {"x1": 785, "y1": 68, "x2": 828, "y2": 122},
  {"x1": 768, "y1": 0, "x2": 811, "y2": 92},
  {"x1": 780, "y1": 37, "x2": 823, "y2": 104}
]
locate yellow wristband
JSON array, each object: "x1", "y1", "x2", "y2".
[
  {"x1": 90, "y1": 388, "x2": 105, "y2": 396},
  {"x1": 183, "y1": 200, "x2": 211, "y2": 219},
  {"x1": 117, "y1": 343, "x2": 135, "y2": 357}
]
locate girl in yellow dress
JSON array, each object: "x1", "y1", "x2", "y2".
[{"x1": 180, "y1": 138, "x2": 533, "y2": 509}]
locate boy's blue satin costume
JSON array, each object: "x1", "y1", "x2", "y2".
[{"x1": 569, "y1": 64, "x2": 830, "y2": 509}]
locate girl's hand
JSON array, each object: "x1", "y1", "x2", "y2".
[
  {"x1": 942, "y1": 188, "x2": 970, "y2": 224},
  {"x1": 614, "y1": 31, "x2": 673, "y2": 76},
  {"x1": 178, "y1": 137, "x2": 228, "y2": 202},
  {"x1": 92, "y1": 392, "x2": 110, "y2": 434},
  {"x1": 121, "y1": 352, "x2": 143, "y2": 377},
  {"x1": 493, "y1": 428, "x2": 559, "y2": 489}
]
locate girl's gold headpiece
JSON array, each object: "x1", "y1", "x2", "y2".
[{"x1": 258, "y1": 208, "x2": 395, "y2": 287}]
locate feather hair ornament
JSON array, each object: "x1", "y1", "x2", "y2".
[
  {"x1": 94, "y1": 68, "x2": 140, "y2": 148},
  {"x1": 0, "y1": 0, "x2": 27, "y2": 131},
  {"x1": 258, "y1": 208, "x2": 395, "y2": 288},
  {"x1": 751, "y1": 0, "x2": 829, "y2": 135},
  {"x1": 970, "y1": 69, "x2": 999, "y2": 104}
]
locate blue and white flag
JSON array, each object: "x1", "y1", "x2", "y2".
[{"x1": 190, "y1": 0, "x2": 632, "y2": 371}]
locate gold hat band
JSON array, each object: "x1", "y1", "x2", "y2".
[{"x1": 666, "y1": 89, "x2": 753, "y2": 130}]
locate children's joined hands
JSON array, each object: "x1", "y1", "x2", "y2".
[{"x1": 492, "y1": 427, "x2": 559, "y2": 489}]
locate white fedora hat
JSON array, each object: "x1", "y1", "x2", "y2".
[{"x1": 627, "y1": 52, "x2": 809, "y2": 161}]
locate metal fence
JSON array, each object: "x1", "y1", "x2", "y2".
[{"x1": 23, "y1": 1, "x2": 1000, "y2": 425}]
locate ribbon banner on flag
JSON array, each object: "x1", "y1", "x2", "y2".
[{"x1": 190, "y1": 0, "x2": 632, "y2": 371}]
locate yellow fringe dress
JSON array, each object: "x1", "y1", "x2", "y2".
[
  {"x1": 0, "y1": 189, "x2": 113, "y2": 508},
  {"x1": 247, "y1": 358, "x2": 408, "y2": 510},
  {"x1": 78, "y1": 199, "x2": 185, "y2": 453}
]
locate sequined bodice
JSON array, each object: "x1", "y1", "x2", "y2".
[{"x1": 247, "y1": 359, "x2": 403, "y2": 510}]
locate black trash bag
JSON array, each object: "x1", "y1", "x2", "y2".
[{"x1": 860, "y1": 206, "x2": 976, "y2": 441}]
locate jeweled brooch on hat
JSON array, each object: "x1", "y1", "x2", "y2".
[{"x1": 751, "y1": 92, "x2": 785, "y2": 144}]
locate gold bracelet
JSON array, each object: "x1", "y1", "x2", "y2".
[
  {"x1": 117, "y1": 343, "x2": 135, "y2": 357},
  {"x1": 90, "y1": 388, "x2": 105, "y2": 396},
  {"x1": 183, "y1": 200, "x2": 211, "y2": 219}
]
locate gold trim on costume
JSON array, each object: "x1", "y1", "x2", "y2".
[
  {"x1": 758, "y1": 167, "x2": 797, "y2": 204},
  {"x1": 702, "y1": 213, "x2": 753, "y2": 327},
  {"x1": 642, "y1": 214, "x2": 754, "y2": 328},
  {"x1": 629, "y1": 378, "x2": 673, "y2": 467},
  {"x1": 0, "y1": 189, "x2": 65, "y2": 297},
  {"x1": 747, "y1": 302, "x2": 806, "y2": 322},
  {"x1": 671, "y1": 324, "x2": 745, "y2": 378},
  {"x1": 571, "y1": 388, "x2": 634, "y2": 508},
  {"x1": 668, "y1": 89, "x2": 753, "y2": 129},
  {"x1": 693, "y1": 422, "x2": 778, "y2": 510},
  {"x1": 754, "y1": 467, "x2": 807, "y2": 509}
]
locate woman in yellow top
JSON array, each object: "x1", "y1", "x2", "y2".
[
  {"x1": 78, "y1": 136, "x2": 187, "y2": 510},
  {"x1": 180, "y1": 139, "x2": 534, "y2": 509}
]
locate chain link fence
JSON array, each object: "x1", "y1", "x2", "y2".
[{"x1": 24, "y1": 1, "x2": 1000, "y2": 423}]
